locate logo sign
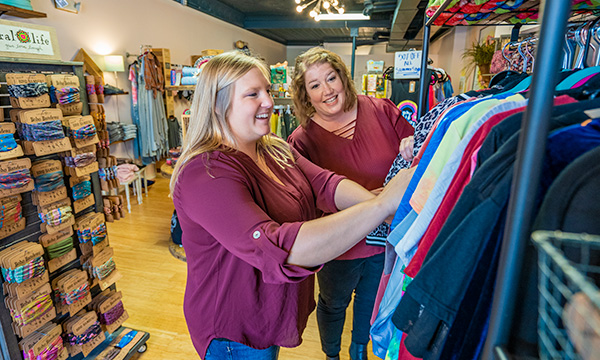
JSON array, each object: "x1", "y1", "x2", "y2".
[
  {"x1": 394, "y1": 51, "x2": 422, "y2": 79},
  {"x1": 0, "y1": 20, "x2": 61, "y2": 60},
  {"x1": 398, "y1": 100, "x2": 418, "y2": 127}
]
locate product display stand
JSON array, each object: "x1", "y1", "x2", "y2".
[
  {"x1": 414, "y1": 1, "x2": 599, "y2": 358},
  {"x1": 0, "y1": 58, "x2": 149, "y2": 360},
  {"x1": 70, "y1": 326, "x2": 149, "y2": 360}
]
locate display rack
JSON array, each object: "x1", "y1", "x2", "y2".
[
  {"x1": 414, "y1": 0, "x2": 596, "y2": 359},
  {"x1": 0, "y1": 58, "x2": 149, "y2": 360}
]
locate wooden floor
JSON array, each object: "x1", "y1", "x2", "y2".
[{"x1": 108, "y1": 176, "x2": 376, "y2": 360}]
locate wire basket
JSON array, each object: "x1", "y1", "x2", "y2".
[{"x1": 532, "y1": 231, "x2": 600, "y2": 360}]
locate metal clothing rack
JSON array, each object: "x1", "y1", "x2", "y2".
[{"x1": 414, "y1": 0, "x2": 593, "y2": 358}]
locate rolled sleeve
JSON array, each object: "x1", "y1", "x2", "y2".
[{"x1": 252, "y1": 221, "x2": 316, "y2": 282}]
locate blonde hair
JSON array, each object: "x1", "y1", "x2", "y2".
[
  {"x1": 291, "y1": 47, "x2": 358, "y2": 127},
  {"x1": 170, "y1": 51, "x2": 294, "y2": 194}
]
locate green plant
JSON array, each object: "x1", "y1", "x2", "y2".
[{"x1": 462, "y1": 41, "x2": 496, "y2": 75}]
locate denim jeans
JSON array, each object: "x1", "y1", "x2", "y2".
[
  {"x1": 317, "y1": 252, "x2": 385, "y2": 356},
  {"x1": 204, "y1": 339, "x2": 280, "y2": 360}
]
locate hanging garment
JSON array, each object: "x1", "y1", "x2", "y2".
[
  {"x1": 370, "y1": 94, "x2": 520, "y2": 357},
  {"x1": 389, "y1": 93, "x2": 515, "y2": 230},
  {"x1": 167, "y1": 116, "x2": 182, "y2": 149},
  {"x1": 439, "y1": 118, "x2": 600, "y2": 360},
  {"x1": 391, "y1": 109, "x2": 600, "y2": 360},
  {"x1": 137, "y1": 56, "x2": 169, "y2": 164},
  {"x1": 370, "y1": 94, "x2": 472, "y2": 357},
  {"x1": 395, "y1": 96, "x2": 527, "y2": 268},
  {"x1": 442, "y1": 80, "x2": 454, "y2": 98},
  {"x1": 129, "y1": 63, "x2": 142, "y2": 159},
  {"x1": 406, "y1": 96, "x2": 600, "y2": 280}
]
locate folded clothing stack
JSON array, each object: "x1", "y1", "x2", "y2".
[
  {"x1": 181, "y1": 67, "x2": 200, "y2": 86},
  {"x1": 107, "y1": 122, "x2": 137, "y2": 143},
  {"x1": 116, "y1": 164, "x2": 139, "y2": 183},
  {"x1": 122, "y1": 124, "x2": 137, "y2": 140},
  {"x1": 107, "y1": 122, "x2": 125, "y2": 143}
]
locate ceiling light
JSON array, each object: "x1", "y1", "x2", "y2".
[
  {"x1": 315, "y1": 12, "x2": 368, "y2": 20},
  {"x1": 295, "y1": 0, "x2": 351, "y2": 21}
]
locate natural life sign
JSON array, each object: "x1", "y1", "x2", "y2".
[
  {"x1": 0, "y1": 20, "x2": 61, "y2": 60},
  {"x1": 394, "y1": 50, "x2": 422, "y2": 79}
]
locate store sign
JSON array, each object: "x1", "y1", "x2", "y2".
[
  {"x1": 394, "y1": 51, "x2": 422, "y2": 79},
  {"x1": 0, "y1": 20, "x2": 61, "y2": 60},
  {"x1": 367, "y1": 60, "x2": 385, "y2": 73}
]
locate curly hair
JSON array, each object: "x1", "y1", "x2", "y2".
[{"x1": 291, "y1": 47, "x2": 358, "y2": 127}]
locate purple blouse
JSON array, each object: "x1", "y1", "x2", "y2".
[
  {"x1": 173, "y1": 148, "x2": 345, "y2": 357},
  {"x1": 289, "y1": 95, "x2": 414, "y2": 260}
]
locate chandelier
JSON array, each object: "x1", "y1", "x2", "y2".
[{"x1": 295, "y1": 0, "x2": 345, "y2": 21}]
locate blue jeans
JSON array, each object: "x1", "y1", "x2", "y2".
[
  {"x1": 204, "y1": 339, "x2": 280, "y2": 360},
  {"x1": 317, "y1": 253, "x2": 385, "y2": 356}
]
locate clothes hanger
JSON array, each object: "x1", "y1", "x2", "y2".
[
  {"x1": 563, "y1": 27, "x2": 578, "y2": 70},
  {"x1": 523, "y1": 37, "x2": 536, "y2": 73},
  {"x1": 556, "y1": 22, "x2": 600, "y2": 90},
  {"x1": 590, "y1": 19, "x2": 600, "y2": 67},
  {"x1": 502, "y1": 41, "x2": 515, "y2": 71},
  {"x1": 498, "y1": 39, "x2": 534, "y2": 94},
  {"x1": 573, "y1": 23, "x2": 588, "y2": 69},
  {"x1": 517, "y1": 38, "x2": 529, "y2": 73}
]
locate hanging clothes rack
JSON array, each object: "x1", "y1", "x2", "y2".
[{"x1": 412, "y1": 0, "x2": 600, "y2": 358}]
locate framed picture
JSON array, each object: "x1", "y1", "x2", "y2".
[{"x1": 54, "y1": 0, "x2": 81, "y2": 14}]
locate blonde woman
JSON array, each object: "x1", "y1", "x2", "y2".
[
  {"x1": 170, "y1": 51, "x2": 414, "y2": 360},
  {"x1": 289, "y1": 47, "x2": 415, "y2": 360}
]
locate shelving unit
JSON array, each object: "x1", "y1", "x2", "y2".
[
  {"x1": 0, "y1": 4, "x2": 46, "y2": 18},
  {"x1": 0, "y1": 58, "x2": 149, "y2": 360},
  {"x1": 413, "y1": 0, "x2": 597, "y2": 359}
]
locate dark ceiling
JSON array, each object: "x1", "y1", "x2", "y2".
[{"x1": 174, "y1": 0, "x2": 430, "y2": 51}]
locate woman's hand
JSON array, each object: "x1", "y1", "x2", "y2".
[{"x1": 399, "y1": 136, "x2": 415, "y2": 162}]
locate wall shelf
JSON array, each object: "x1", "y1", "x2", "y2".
[
  {"x1": 165, "y1": 85, "x2": 195, "y2": 91},
  {"x1": 0, "y1": 4, "x2": 46, "y2": 18},
  {"x1": 110, "y1": 138, "x2": 135, "y2": 145}
]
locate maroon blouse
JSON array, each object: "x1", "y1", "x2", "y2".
[
  {"x1": 288, "y1": 95, "x2": 414, "y2": 260},
  {"x1": 173, "y1": 148, "x2": 345, "y2": 357}
]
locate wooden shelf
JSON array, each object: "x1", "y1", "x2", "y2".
[
  {"x1": 110, "y1": 138, "x2": 134, "y2": 145},
  {"x1": 165, "y1": 85, "x2": 195, "y2": 91},
  {"x1": 0, "y1": 4, "x2": 46, "y2": 18},
  {"x1": 273, "y1": 97, "x2": 293, "y2": 105}
]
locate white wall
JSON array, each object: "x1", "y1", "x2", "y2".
[{"x1": 7, "y1": 0, "x2": 287, "y2": 158}]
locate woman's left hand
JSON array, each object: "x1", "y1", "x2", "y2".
[{"x1": 399, "y1": 136, "x2": 414, "y2": 162}]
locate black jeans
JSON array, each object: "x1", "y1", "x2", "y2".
[{"x1": 317, "y1": 252, "x2": 385, "y2": 356}]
